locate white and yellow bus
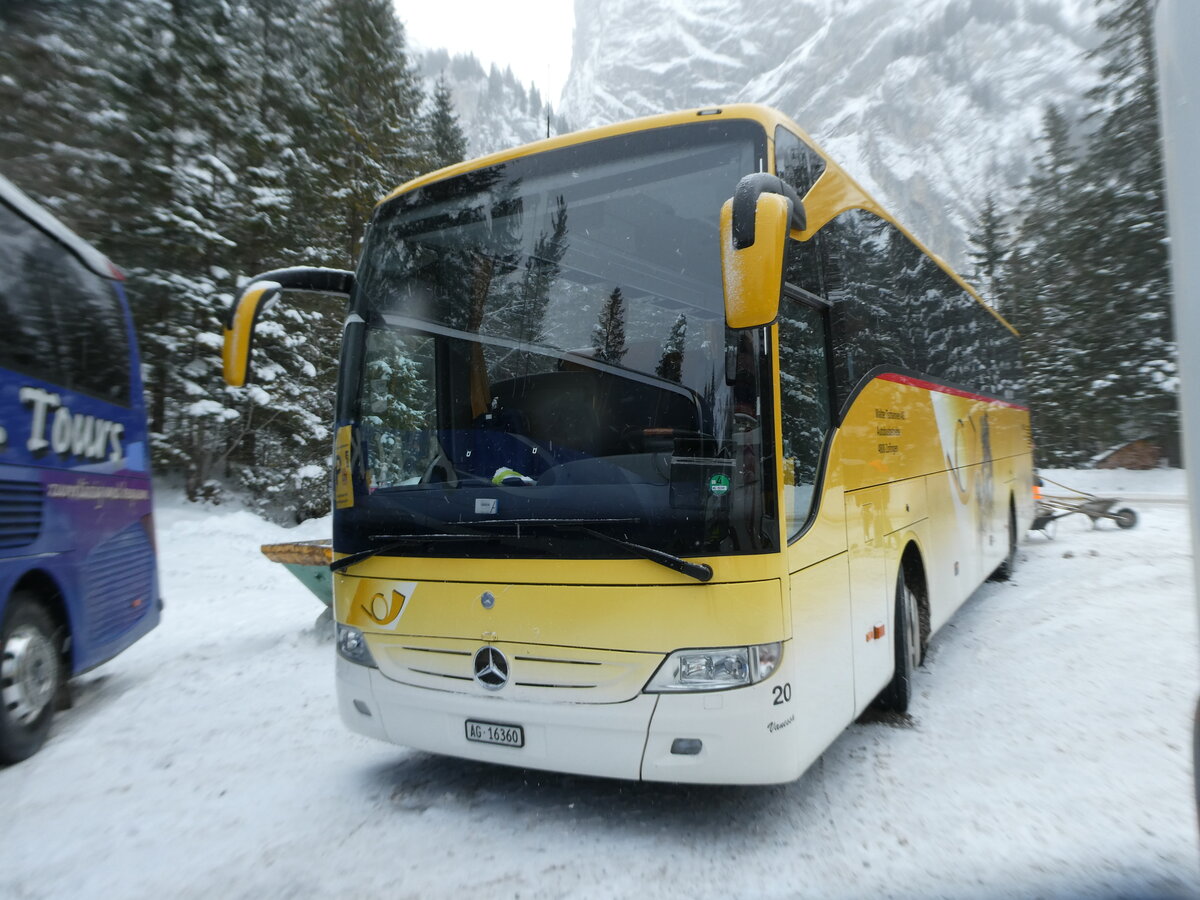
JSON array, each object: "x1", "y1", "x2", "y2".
[{"x1": 224, "y1": 105, "x2": 1033, "y2": 784}]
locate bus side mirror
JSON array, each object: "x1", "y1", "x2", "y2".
[
  {"x1": 221, "y1": 267, "x2": 355, "y2": 386},
  {"x1": 223, "y1": 281, "x2": 282, "y2": 387},
  {"x1": 720, "y1": 173, "x2": 805, "y2": 329}
]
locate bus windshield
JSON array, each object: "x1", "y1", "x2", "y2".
[{"x1": 345, "y1": 119, "x2": 779, "y2": 560}]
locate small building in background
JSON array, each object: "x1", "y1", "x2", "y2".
[{"x1": 1092, "y1": 435, "x2": 1182, "y2": 470}]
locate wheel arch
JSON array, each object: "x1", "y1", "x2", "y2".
[{"x1": 6, "y1": 570, "x2": 73, "y2": 672}]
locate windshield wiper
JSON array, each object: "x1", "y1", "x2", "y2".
[
  {"x1": 329, "y1": 533, "x2": 499, "y2": 572},
  {"x1": 568, "y1": 526, "x2": 713, "y2": 582},
  {"x1": 469, "y1": 519, "x2": 713, "y2": 582},
  {"x1": 329, "y1": 520, "x2": 633, "y2": 572},
  {"x1": 331, "y1": 518, "x2": 713, "y2": 582}
]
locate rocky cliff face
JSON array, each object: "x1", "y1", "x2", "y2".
[{"x1": 559, "y1": 0, "x2": 1098, "y2": 268}]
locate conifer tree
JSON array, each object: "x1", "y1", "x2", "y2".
[
  {"x1": 1005, "y1": 105, "x2": 1094, "y2": 464},
  {"x1": 1080, "y1": 0, "x2": 1174, "y2": 451},
  {"x1": 514, "y1": 196, "x2": 569, "y2": 345},
  {"x1": 310, "y1": 0, "x2": 425, "y2": 265},
  {"x1": 592, "y1": 287, "x2": 628, "y2": 365},
  {"x1": 0, "y1": 0, "x2": 463, "y2": 517},
  {"x1": 994, "y1": 1, "x2": 1173, "y2": 465},
  {"x1": 656, "y1": 314, "x2": 687, "y2": 383},
  {"x1": 87, "y1": 0, "x2": 245, "y2": 497},
  {"x1": 0, "y1": 2, "x2": 114, "y2": 217},
  {"x1": 966, "y1": 193, "x2": 1008, "y2": 309},
  {"x1": 426, "y1": 76, "x2": 468, "y2": 170}
]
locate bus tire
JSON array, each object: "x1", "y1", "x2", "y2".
[
  {"x1": 989, "y1": 504, "x2": 1018, "y2": 582},
  {"x1": 0, "y1": 594, "x2": 63, "y2": 764},
  {"x1": 877, "y1": 566, "x2": 921, "y2": 714}
]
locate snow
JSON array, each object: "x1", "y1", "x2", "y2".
[
  {"x1": 184, "y1": 399, "x2": 240, "y2": 421},
  {"x1": 1, "y1": 472, "x2": 1196, "y2": 899},
  {"x1": 560, "y1": 0, "x2": 1102, "y2": 270}
]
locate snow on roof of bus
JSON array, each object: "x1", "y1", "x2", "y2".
[{"x1": 0, "y1": 173, "x2": 117, "y2": 280}]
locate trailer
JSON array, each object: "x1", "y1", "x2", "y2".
[{"x1": 1031, "y1": 477, "x2": 1138, "y2": 537}]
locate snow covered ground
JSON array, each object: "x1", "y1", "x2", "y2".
[{"x1": 1, "y1": 471, "x2": 1197, "y2": 899}]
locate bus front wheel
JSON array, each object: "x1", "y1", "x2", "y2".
[
  {"x1": 0, "y1": 594, "x2": 63, "y2": 764},
  {"x1": 877, "y1": 567, "x2": 921, "y2": 714}
]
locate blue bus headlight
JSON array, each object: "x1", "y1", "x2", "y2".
[
  {"x1": 336, "y1": 624, "x2": 377, "y2": 667},
  {"x1": 644, "y1": 642, "x2": 782, "y2": 692}
]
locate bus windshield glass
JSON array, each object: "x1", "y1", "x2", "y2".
[{"x1": 348, "y1": 119, "x2": 779, "y2": 560}]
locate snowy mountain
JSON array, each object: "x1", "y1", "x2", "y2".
[{"x1": 559, "y1": 0, "x2": 1100, "y2": 269}]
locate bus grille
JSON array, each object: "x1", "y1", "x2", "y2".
[
  {"x1": 0, "y1": 480, "x2": 45, "y2": 549},
  {"x1": 85, "y1": 521, "x2": 155, "y2": 645},
  {"x1": 373, "y1": 637, "x2": 662, "y2": 704}
]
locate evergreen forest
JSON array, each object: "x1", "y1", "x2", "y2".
[
  {"x1": 969, "y1": 0, "x2": 1173, "y2": 467},
  {"x1": 0, "y1": 0, "x2": 1174, "y2": 521},
  {"x1": 2, "y1": 0, "x2": 468, "y2": 519}
]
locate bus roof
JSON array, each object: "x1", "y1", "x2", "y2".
[
  {"x1": 0, "y1": 173, "x2": 119, "y2": 280},
  {"x1": 377, "y1": 104, "x2": 1016, "y2": 336}
]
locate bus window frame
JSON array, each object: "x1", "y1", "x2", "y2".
[{"x1": 778, "y1": 281, "x2": 837, "y2": 543}]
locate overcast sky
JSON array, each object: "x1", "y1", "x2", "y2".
[{"x1": 393, "y1": 0, "x2": 575, "y2": 104}]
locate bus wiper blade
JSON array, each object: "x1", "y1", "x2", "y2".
[
  {"x1": 330, "y1": 533, "x2": 497, "y2": 572},
  {"x1": 572, "y1": 527, "x2": 713, "y2": 583},
  {"x1": 331, "y1": 519, "x2": 713, "y2": 583},
  {"x1": 466, "y1": 517, "x2": 639, "y2": 530},
  {"x1": 467, "y1": 519, "x2": 711, "y2": 581}
]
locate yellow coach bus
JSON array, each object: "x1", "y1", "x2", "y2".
[{"x1": 223, "y1": 104, "x2": 1033, "y2": 784}]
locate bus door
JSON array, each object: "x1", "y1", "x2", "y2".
[{"x1": 845, "y1": 485, "x2": 894, "y2": 708}]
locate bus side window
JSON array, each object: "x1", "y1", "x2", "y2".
[
  {"x1": 774, "y1": 127, "x2": 826, "y2": 199},
  {"x1": 55, "y1": 253, "x2": 130, "y2": 405},
  {"x1": 0, "y1": 201, "x2": 61, "y2": 385},
  {"x1": 0, "y1": 200, "x2": 130, "y2": 405},
  {"x1": 779, "y1": 295, "x2": 832, "y2": 539}
]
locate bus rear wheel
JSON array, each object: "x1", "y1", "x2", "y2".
[
  {"x1": 989, "y1": 505, "x2": 1018, "y2": 582},
  {"x1": 0, "y1": 594, "x2": 62, "y2": 764},
  {"x1": 877, "y1": 566, "x2": 921, "y2": 714}
]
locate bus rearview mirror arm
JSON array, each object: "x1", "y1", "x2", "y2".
[
  {"x1": 222, "y1": 266, "x2": 355, "y2": 387},
  {"x1": 721, "y1": 173, "x2": 805, "y2": 330}
]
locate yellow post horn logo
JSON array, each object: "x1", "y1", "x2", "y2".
[{"x1": 361, "y1": 589, "x2": 408, "y2": 627}]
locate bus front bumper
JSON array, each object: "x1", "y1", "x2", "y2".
[{"x1": 337, "y1": 656, "x2": 802, "y2": 784}]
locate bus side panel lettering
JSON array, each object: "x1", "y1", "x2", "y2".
[
  {"x1": 15, "y1": 385, "x2": 126, "y2": 463},
  {"x1": 19, "y1": 385, "x2": 60, "y2": 452},
  {"x1": 108, "y1": 423, "x2": 124, "y2": 462}
]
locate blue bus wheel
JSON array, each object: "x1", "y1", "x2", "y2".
[{"x1": 0, "y1": 594, "x2": 63, "y2": 764}]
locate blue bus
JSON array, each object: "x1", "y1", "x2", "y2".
[{"x1": 0, "y1": 175, "x2": 160, "y2": 763}]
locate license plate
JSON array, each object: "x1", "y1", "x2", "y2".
[{"x1": 465, "y1": 719, "x2": 524, "y2": 748}]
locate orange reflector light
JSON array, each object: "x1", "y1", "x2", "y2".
[{"x1": 874, "y1": 624, "x2": 886, "y2": 640}]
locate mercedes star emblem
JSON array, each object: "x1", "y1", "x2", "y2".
[{"x1": 472, "y1": 646, "x2": 509, "y2": 690}]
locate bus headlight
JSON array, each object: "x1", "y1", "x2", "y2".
[
  {"x1": 644, "y1": 642, "x2": 782, "y2": 692},
  {"x1": 336, "y1": 624, "x2": 377, "y2": 667}
]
